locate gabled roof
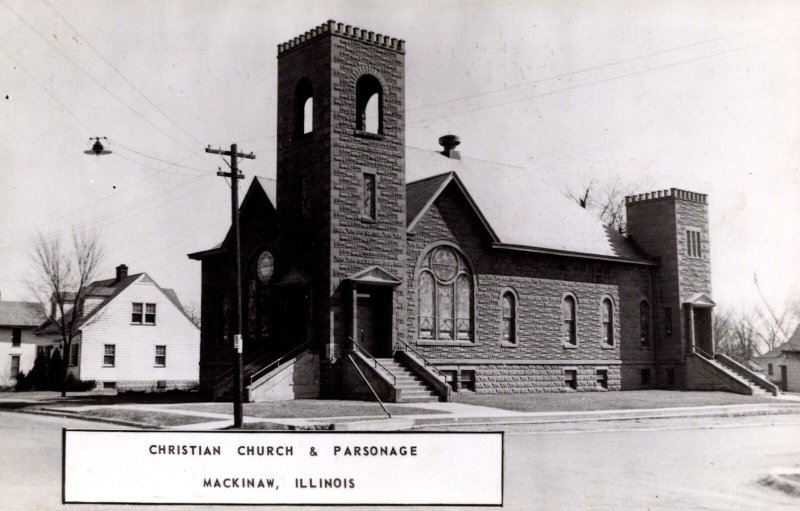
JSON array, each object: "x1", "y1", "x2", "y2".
[
  {"x1": 405, "y1": 148, "x2": 649, "y2": 262},
  {"x1": 758, "y1": 326, "x2": 800, "y2": 358},
  {"x1": 344, "y1": 265, "x2": 402, "y2": 286},
  {"x1": 684, "y1": 293, "x2": 716, "y2": 308},
  {"x1": 0, "y1": 301, "x2": 45, "y2": 327},
  {"x1": 188, "y1": 176, "x2": 275, "y2": 260},
  {"x1": 406, "y1": 172, "x2": 499, "y2": 242},
  {"x1": 38, "y1": 272, "x2": 197, "y2": 334}
]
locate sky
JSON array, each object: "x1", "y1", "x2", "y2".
[{"x1": 0, "y1": 0, "x2": 798, "y2": 320}]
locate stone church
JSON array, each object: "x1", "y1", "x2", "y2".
[{"x1": 189, "y1": 21, "x2": 777, "y2": 402}]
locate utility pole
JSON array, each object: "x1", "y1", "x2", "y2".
[{"x1": 206, "y1": 143, "x2": 255, "y2": 428}]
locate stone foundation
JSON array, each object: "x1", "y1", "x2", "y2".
[
  {"x1": 446, "y1": 363, "x2": 624, "y2": 393},
  {"x1": 93, "y1": 379, "x2": 198, "y2": 393}
]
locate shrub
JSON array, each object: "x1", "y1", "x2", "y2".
[
  {"x1": 64, "y1": 374, "x2": 96, "y2": 392},
  {"x1": 14, "y1": 371, "x2": 34, "y2": 391}
]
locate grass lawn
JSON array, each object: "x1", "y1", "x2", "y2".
[
  {"x1": 0, "y1": 390, "x2": 206, "y2": 407},
  {"x1": 173, "y1": 400, "x2": 443, "y2": 418},
  {"x1": 453, "y1": 390, "x2": 782, "y2": 413},
  {"x1": 81, "y1": 408, "x2": 213, "y2": 427}
]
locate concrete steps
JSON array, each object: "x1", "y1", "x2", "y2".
[
  {"x1": 375, "y1": 358, "x2": 440, "y2": 403},
  {"x1": 706, "y1": 357, "x2": 772, "y2": 396}
]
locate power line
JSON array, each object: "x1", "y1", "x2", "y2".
[
  {"x1": 407, "y1": 35, "x2": 791, "y2": 126},
  {"x1": 41, "y1": 0, "x2": 209, "y2": 150},
  {"x1": 0, "y1": 0, "x2": 205, "y2": 156},
  {"x1": 109, "y1": 139, "x2": 216, "y2": 175}
]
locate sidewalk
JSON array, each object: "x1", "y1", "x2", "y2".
[{"x1": 29, "y1": 397, "x2": 800, "y2": 431}]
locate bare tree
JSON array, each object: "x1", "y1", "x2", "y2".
[
  {"x1": 564, "y1": 176, "x2": 633, "y2": 234},
  {"x1": 28, "y1": 229, "x2": 104, "y2": 396},
  {"x1": 184, "y1": 300, "x2": 201, "y2": 327}
]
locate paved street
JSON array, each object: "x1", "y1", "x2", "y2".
[{"x1": 1, "y1": 410, "x2": 798, "y2": 510}]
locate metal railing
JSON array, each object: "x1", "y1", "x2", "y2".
[
  {"x1": 349, "y1": 337, "x2": 396, "y2": 386},
  {"x1": 691, "y1": 344, "x2": 715, "y2": 360},
  {"x1": 394, "y1": 338, "x2": 447, "y2": 380},
  {"x1": 246, "y1": 341, "x2": 311, "y2": 386},
  {"x1": 212, "y1": 348, "x2": 274, "y2": 390}
]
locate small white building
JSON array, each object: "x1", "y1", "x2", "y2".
[
  {"x1": 0, "y1": 300, "x2": 47, "y2": 387},
  {"x1": 39, "y1": 265, "x2": 200, "y2": 392},
  {"x1": 757, "y1": 328, "x2": 800, "y2": 393}
]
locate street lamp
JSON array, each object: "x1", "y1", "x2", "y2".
[{"x1": 84, "y1": 137, "x2": 112, "y2": 156}]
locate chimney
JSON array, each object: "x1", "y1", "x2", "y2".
[
  {"x1": 439, "y1": 134, "x2": 461, "y2": 160},
  {"x1": 115, "y1": 264, "x2": 128, "y2": 282}
]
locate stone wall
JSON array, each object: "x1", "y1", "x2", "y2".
[
  {"x1": 248, "y1": 352, "x2": 320, "y2": 402},
  {"x1": 405, "y1": 184, "x2": 657, "y2": 393}
]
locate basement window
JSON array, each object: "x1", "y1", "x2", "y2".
[
  {"x1": 596, "y1": 369, "x2": 608, "y2": 389},
  {"x1": 565, "y1": 369, "x2": 578, "y2": 390},
  {"x1": 640, "y1": 368, "x2": 651, "y2": 387},
  {"x1": 460, "y1": 370, "x2": 476, "y2": 391}
]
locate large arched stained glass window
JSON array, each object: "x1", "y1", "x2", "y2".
[{"x1": 417, "y1": 246, "x2": 473, "y2": 341}]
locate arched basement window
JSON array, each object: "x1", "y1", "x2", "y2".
[
  {"x1": 356, "y1": 74, "x2": 383, "y2": 134},
  {"x1": 295, "y1": 78, "x2": 313, "y2": 136},
  {"x1": 640, "y1": 300, "x2": 651, "y2": 347},
  {"x1": 417, "y1": 245, "x2": 473, "y2": 341},
  {"x1": 601, "y1": 298, "x2": 614, "y2": 346},
  {"x1": 502, "y1": 291, "x2": 517, "y2": 344},
  {"x1": 562, "y1": 295, "x2": 577, "y2": 345}
]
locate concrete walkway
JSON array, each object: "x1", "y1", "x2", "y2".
[{"x1": 35, "y1": 399, "x2": 800, "y2": 431}]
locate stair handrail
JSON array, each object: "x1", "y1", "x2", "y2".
[
  {"x1": 691, "y1": 344, "x2": 715, "y2": 360},
  {"x1": 212, "y1": 347, "x2": 274, "y2": 389},
  {"x1": 394, "y1": 338, "x2": 447, "y2": 381},
  {"x1": 714, "y1": 345, "x2": 755, "y2": 368},
  {"x1": 349, "y1": 337, "x2": 396, "y2": 386},
  {"x1": 246, "y1": 341, "x2": 311, "y2": 386}
]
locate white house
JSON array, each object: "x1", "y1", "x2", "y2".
[
  {"x1": 757, "y1": 327, "x2": 800, "y2": 393},
  {"x1": 40, "y1": 265, "x2": 200, "y2": 392},
  {"x1": 0, "y1": 299, "x2": 46, "y2": 387}
]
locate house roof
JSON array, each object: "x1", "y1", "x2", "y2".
[
  {"x1": 405, "y1": 148, "x2": 648, "y2": 262},
  {"x1": 38, "y1": 272, "x2": 196, "y2": 334},
  {"x1": 758, "y1": 326, "x2": 800, "y2": 357},
  {"x1": 0, "y1": 301, "x2": 45, "y2": 327}
]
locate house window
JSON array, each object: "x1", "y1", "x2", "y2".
[
  {"x1": 640, "y1": 368, "x2": 651, "y2": 386},
  {"x1": 103, "y1": 344, "x2": 115, "y2": 367},
  {"x1": 356, "y1": 74, "x2": 383, "y2": 134},
  {"x1": 664, "y1": 307, "x2": 673, "y2": 336},
  {"x1": 132, "y1": 302, "x2": 143, "y2": 323},
  {"x1": 768, "y1": 363, "x2": 773, "y2": 376},
  {"x1": 361, "y1": 173, "x2": 376, "y2": 220},
  {"x1": 145, "y1": 303, "x2": 156, "y2": 324},
  {"x1": 686, "y1": 229, "x2": 702, "y2": 257},
  {"x1": 562, "y1": 295, "x2": 577, "y2": 346},
  {"x1": 295, "y1": 78, "x2": 313, "y2": 136},
  {"x1": 597, "y1": 369, "x2": 608, "y2": 389},
  {"x1": 69, "y1": 344, "x2": 79, "y2": 367},
  {"x1": 565, "y1": 369, "x2": 578, "y2": 390},
  {"x1": 155, "y1": 345, "x2": 166, "y2": 367},
  {"x1": 11, "y1": 328, "x2": 21, "y2": 347},
  {"x1": 416, "y1": 245, "x2": 473, "y2": 341},
  {"x1": 601, "y1": 298, "x2": 614, "y2": 346},
  {"x1": 10, "y1": 355, "x2": 20, "y2": 378},
  {"x1": 640, "y1": 300, "x2": 651, "y2": 347},
  {"x1": 37, "y1": 345, "x2": 53, "y2": 359},
  {"x1": 501, "y1": 291, "x2": 517, "y2": 344}
]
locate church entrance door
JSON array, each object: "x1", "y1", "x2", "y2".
[{"x1": 356, "y1": 287, "x2": 391, "y2": 358}]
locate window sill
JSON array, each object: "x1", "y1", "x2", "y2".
[
  {"x1": 501, "y1": 342, "x2": 518, "y2": 348},
  {"x1": 601, "y1": 343, "x2": 615, "y2": 349},
  {"x1": 102, "y1": 365, "x2": 115, "y2": 368},
  {"x1": 131, "y1": 323, "x2": 157, "y2": 326},
  {"x1": 416, "y1": 339, "x2": 475, "y2": 347},
  {"x1": 359, "y1": 215, "x2": 376, "y2": 223},
  {"x1": 154, "y1": 365, "x2": 166, "y2": 368},
  {"x1": 354, "y1": 130, "x2": 385, "y2": 140},
  {"x1": 562, "y1": 343, "x2": 578, "y2": 349}
]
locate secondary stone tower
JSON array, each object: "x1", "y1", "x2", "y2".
[{"x1": 626, "y1": 189, "x2": 713, "y2": 387}]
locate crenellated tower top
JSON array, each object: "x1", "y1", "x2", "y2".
[{"x1": 277, "y1": 20, "x2": 405, "y2": 56}]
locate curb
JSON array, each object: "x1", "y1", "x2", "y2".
[
  {"x1": 21, "y1": 409, "x2": 156, "y2": 429},
  {"x1": 329, "y1": 405, "x2": 800, "y2": 431}
]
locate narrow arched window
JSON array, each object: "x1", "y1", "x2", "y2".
[
  {"x1": 416, "y1": 245, "x2": 473, "y2": 341},
  {"x1": 640, "y1": 300, "x2": 651, "y2": 347},
  {"x1": 502, "y1": 291, "x2": 516, "y2": 344},
  {"x1": 295, "y1": 78, "x2": 313, "y2": 136},
  {"x1": 356, "y1": 75, "x2": 383, "y2": 134},
  {"x1": 601, "y1": 298, "x2": 614, "y2": 346},
  {"x1": 562, "y1": 295, "x2": 577, "y2": 345}
]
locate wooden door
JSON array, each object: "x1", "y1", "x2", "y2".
[
  {"x1": 780, "y1": 366, "x2": 788, "y2": 392},
  {"x1": 356, "y1": 290, "x2": 389, "y2": 357}
]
